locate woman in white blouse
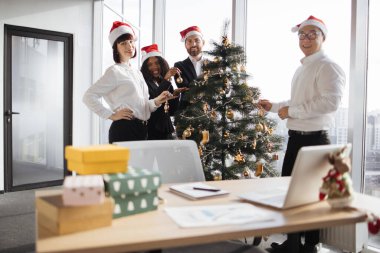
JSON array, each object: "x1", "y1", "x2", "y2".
[{"x1": 83, "y1": 21, "x2": 172, "y2": 143}]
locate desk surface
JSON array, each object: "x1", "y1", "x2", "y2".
[{"x1": 36, "y1": 177, "x2": 373, "y2": 253}]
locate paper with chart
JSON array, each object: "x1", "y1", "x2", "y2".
[{"x1": 164, "y1": 203, "x2": 274, "y2": 228}]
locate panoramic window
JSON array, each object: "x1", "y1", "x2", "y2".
[
  {"x1": 246, "y1": 0, "x2": 351, "y2": 170},
  {"x1": 365, "y1": 0, "x2": 380, "y2": 248}
]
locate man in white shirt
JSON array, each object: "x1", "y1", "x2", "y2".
[
  {"x1": 259, "y1": 16, "x2": 345, "y2": 253},
  {"x1": 174, "y1": 26, "x2": 206, "y2": 109}
]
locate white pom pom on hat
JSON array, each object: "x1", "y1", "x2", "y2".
[
  {"x1": 180, "y1": 26, "x2": 203, "y2": 42},
  {"x1": 291, "y1": 15, "x2": 327, "y2": 37},
  {"x1": 141, "y1": 44, "x2": 162, "y2": 64},
  {"x1": 108, "y1": 21, "x2": 138, "y2": 46}
]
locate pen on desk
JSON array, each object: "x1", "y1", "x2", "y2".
[{"x1": 193, "y1": 187, "x2": 221, "y2": 192}]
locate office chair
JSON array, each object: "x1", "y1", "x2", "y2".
[
  {"x1": 114, "y1": 140, "x2": 205, "y2": 183},
  {"x1": 115, "y1": 140, "x2": 268, "y2": 253}
]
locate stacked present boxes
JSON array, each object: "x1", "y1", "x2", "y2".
[{"x1": 36, "y1": 144, "x2": 161, "y2": 237}]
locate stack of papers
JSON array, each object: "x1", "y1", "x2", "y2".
[
  {"x1": 165, "y1": 203, "x2": 274, "y2": 228},
  {"x1": 169, "y1": 182, "x2": 229, "y2": 200}
]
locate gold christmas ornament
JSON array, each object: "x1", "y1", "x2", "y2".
[
  {"x1": 268, "y1": 128, "x2": 274, "y2": 135},
  {"x1": 222, "y1": 35, "x2": 231, "y2": 47},
  {"x1": 203, "y1": 103, "x2": 209, "y2": 113},
  {"x1": 212, "y1": 170, "x2": 222, "y2": 181},
  {"x1": 255, "y1": 123, "x2": 264, "y2": 132},
  {"x1": 213, "y1": 56, "x2": 221, "y2": 63},
  {"x1": 226, "y1": 109, "x2": 234, "y2": 120},
  {"x1": 255, "y1": 162, "x2": 263, "y2": 177},
  {"x1": 263, "y1": 123, "x2": 269, "y2": 133},
  {"x1": 240, "y1": 65, "x2": 246, "y2": 72},
  {"x1": 164, "y1": 101, "x2": 169, "y2": 113},
  {"x1": 224, "y1": 77, "x2": 231, "y2": 89},
  {"x1": 198, "y1": 145, "x2": 203, "y2": 156},
  {"x1": 210, "y1": 109, "x2": 217, "y2": 120},
  {"x1": 175, "y1": 73, "x2": 183, "y2": 84},
  {"x1": 182, "y1": 129, "x2": 191, "y2": 139},
  {"x1": 243, "y1": 167, "x2": 251, "y2": 178},
  {"x1": 234, "y1": 150, "x2": 245, "y2": 164},
  {"x1": 182, "y1": 125, "x2": 194, "y2": 139},
  {"x1": 258, "y1": 109, "x2": 265, "y2": 117},
  {"x1": 219, "y1": 88, "x2": 226, "y2": 95},
  {"x1": 223, "y1": 131, "x2": 230, "y2": 138},
  {"x1": 252, "y1": 139, "x2": 257, "y2": 149},
  {"x1": 201, "y1": 130, "x2": 210, "y2": 145}
]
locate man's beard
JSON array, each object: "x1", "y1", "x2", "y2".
[{"x1": 188, "y1": 47, "x2": 200, "y2": 57}]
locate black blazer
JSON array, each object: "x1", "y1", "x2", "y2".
[
  {"x1": 145, "y1": 79, "x2": 179, "y2": 139},
  {"x1": 174, "y1": 57, "x2": 197, "y2": 109}
]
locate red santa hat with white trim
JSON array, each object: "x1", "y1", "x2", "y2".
[
  {"x1": 291, "y1": 15, "x2": 328, "y2": 37},
  {"x1": 108, "y1": 21, "x2": 137, "y2": 46},
  {"x1": 180, "y1": 26, "x2": 203, "y2": 42},
  {"x1": 141, "y1": 44, "x2": 162, "y2": 63}
]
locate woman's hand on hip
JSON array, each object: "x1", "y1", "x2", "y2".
[{"x1": 109, "y1": 108, "x2": 134, "y2": 121}]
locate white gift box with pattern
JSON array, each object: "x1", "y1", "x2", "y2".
[{"x1": 63, "y1": 175, "x2": 105, "y2": 206}]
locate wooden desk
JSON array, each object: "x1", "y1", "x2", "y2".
[{"x1": 36, "y1": 177, "x2": 373, "y2": 253}]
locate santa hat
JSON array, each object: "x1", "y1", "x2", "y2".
[
  {"x1": 108, "y1": 21, "x2": 137, "y2": 46},
  {"x1": 141, "y1": 44, "x2": 162, "y2": 63},
  {"x1": 291, "y1": 15, "x2": 328, "y2": 37},
  {"x1": 180, "y1": 26, "x2": 203, "y2": 42}
]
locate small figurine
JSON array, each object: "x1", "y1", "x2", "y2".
[{"x1": 319, "y1": 146, "x2": 353, "y2": 208}]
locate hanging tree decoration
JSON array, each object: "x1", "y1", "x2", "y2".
[{"x1": 174, "y1": 20, "x2": 283, "y2": 180}]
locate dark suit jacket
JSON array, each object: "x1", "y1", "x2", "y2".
[
  {"x1": 174, "y1": 57, "x2": 197, "y2": 109},
  {"x1": 145, "y1": 79, "x2": 179, "y2": 139}
]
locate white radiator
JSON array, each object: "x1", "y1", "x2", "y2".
[{"x1": 320, "y1": 223, "x2": 368, "y2": 252}]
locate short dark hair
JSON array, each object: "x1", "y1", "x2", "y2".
[
  {"x1": 140, "y1": 56, "x2": 170, "y2": 82},
  {"x1": 112, "y1": 33, "x2": 137, "y2": 63}
]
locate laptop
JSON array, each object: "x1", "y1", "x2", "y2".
[{"x1": 239, "y1": 143, "x2": 352, "y2": 209}]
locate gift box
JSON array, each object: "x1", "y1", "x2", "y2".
[
  {"x1": 63, "y1": 175, "x2": 105, "y2": 206},
  {"x1": 103, "y1": 167, "x2": 161, "y2": 219},
  {"x1": 36, "y1": 194, "x2": 114, "y2": 236},
  {"x1": 65, "y1": 144, "x2": 130, "y2": 175}
]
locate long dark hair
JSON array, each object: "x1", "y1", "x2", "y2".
[
  {"x1": 140, "y1": 56, "x2": 170, "y2": 82},
  {"x1": 112, "y1": 33, "x2": 137, "y2": 63}
]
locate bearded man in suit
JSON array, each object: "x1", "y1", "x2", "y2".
[{"x1": 174, "y1": 26, "x2": 206, "y2": 110}]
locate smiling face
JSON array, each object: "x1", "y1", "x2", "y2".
[
  {"x1": 147, "y1": 57, "x2": 161, "y2": 78},
  {"x1": 185, "y1": 34, "x2": 204, "y2": 58},
  {"x1": 298, "y1": 25, "x2": 324, "y2": 57},
  {"x1": 116, "y1": 38, "x2": 136, "y2": 62}
]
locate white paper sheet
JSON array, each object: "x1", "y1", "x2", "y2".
[{"x1": 165, "y1": 203, "x2": 274, "y2": 228}]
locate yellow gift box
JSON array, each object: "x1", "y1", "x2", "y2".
[{"x1": 65, "y1": 144, "x2": 130, "y2": 174}]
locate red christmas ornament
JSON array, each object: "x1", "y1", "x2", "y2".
[
  {"x1": 319, "y1": 192, "x2": 327, "y2": 201},
  {"x1": 368, "y1": 219, "x2": 380, "y2": 234}
]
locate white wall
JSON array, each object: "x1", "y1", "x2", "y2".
[{"x1": 0, "y1": 0, "x2": 95, "y2": 191}]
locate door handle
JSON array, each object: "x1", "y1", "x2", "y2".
[{"x1": 4, "y1": 110, "x2": 20, "y2": 116}]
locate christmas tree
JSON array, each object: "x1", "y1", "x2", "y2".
[{"x1": 175, "y1": 22, "x2": 283, "y2": 180}]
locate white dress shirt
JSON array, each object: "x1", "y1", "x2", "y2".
[
  {"x1": 189, "y1": 55, "x2": 205, "y2": 77},
  {"x1": 270, "y1": 50, "x2": 345, "y2": 131},
  {"x1": 83, "y1": 62, "x2": 159, "y2": 121}
]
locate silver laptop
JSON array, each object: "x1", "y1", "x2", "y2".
[{"x1": 239, "y1": 143, "x2": 352, "y2": 209}]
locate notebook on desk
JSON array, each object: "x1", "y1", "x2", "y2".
[{"x1": 239, "y1": 144, "x2": 352, "y2": 209}]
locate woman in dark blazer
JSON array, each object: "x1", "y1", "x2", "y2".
[{"x1": 140, "y1": 44, "x2": 186, "y2": 140}]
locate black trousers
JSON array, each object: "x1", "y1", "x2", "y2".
[
  {"x1": 108, "y1": 119, "x2": 147, "y2": 143},
  {"x1": 282, "y1": 130, "x2": 330, "y2": 246}
]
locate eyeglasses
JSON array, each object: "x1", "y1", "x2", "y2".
[{"x1": 298, "y1": 31, "x2": 322, "y2": 40}]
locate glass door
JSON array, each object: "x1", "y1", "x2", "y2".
[{"x1": 4, "y1": 25, "x2": 73, "y2": 191}]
